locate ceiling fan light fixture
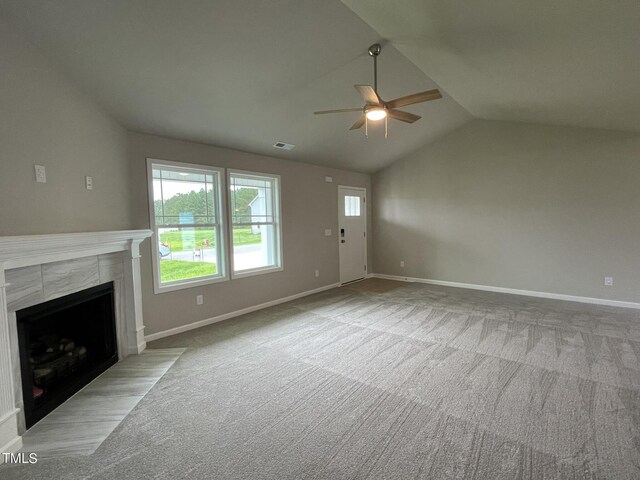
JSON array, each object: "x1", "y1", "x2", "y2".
[
  {"x1": 313, "y1": 43, "x2": 442, "y2": 137},
  {"x1": 365, "y1": 107, "x2": 387, "y2": 121}
]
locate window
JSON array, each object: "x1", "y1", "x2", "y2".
[
  {"x1": 147, "y1": 161, "x2": 283, "y2": 291},
  {"x1": 344, "y1": 195, "x2": 361, "y2": 216},
  {"x1": 147, "y1": 159, "x2": 226, "y2": 292},
  {"x1": 229, "y1": 170, "x2": 282, "y2": 276}
]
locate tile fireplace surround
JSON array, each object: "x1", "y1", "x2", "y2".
[{"x1": 0, "y1": 230, "x2": 152, "y2": 459}]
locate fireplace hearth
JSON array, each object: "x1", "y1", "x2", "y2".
[
  {"x1": 16, "y1": 282, "x2": 118, "y2": 428},
  {"x1": 0, "y1": 229, "x2": 152, "y2": 458}
]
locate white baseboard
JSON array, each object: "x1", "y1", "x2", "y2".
[
  {"x1": 0, "y1": 408, "x2": 22, "y2": 463},
  {"x1": 128, "y1": 341, "x2": 147, "y2": 356},
  {"x1": 371, "y1": 273, "x2": 640, "y2": 310},
  {"x1": 145, "y1": 282, "x2": 341, "y2": 342},
  {"x1": 0, "y1": 436, "x2": 23, "y2": 463}
]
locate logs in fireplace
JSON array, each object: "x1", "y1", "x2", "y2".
[
  {"x1": 16, "y1": 283, "x2": 118, "y2": 428},
  {"x1": 29, "y1": 334, "x2": 88, "y2": 394}
]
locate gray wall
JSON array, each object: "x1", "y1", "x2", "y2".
[
  {"x1": 129, "y1": 132, "x2": 371, "y2": 336},
  {"x1": 373, "y1": 120, "x2": 640, "y2": 302},
  {"x1": 0, "y1": 20, "x2": 132, "y2": 236},
  {"x1": 0, "y1": 18, "x2": 372, "y2": 338}
]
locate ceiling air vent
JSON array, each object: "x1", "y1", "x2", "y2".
[{"x1": 273, "y1": 142, "x2": 295, "y2": 150}]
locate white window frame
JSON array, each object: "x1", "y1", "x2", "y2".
[
  {"x1": 228, "y1": 169, "x2": 283, "y2": 279},
  {"x1": 147, "y1": 158, "x2": 228, "y2": 293}
]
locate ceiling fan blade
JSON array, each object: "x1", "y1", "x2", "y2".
[
  {"x1": 354, "y1": 85, "x2": 381, "y2": 106},
  {"x1": 388, "y1": 109, "x2": 421, "y2": 123},
  {"x1": 385, "y1": 89, "x2": 442, "y2": 109},
  {"x1": 314, "y1": 107, "x2": 363, "y2": 115},
  {"x1": 349, "y1": 115, "x2": 366, "y2": 130}
]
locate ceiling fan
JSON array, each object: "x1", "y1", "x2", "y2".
[{"x1": 314, "y1": 43, "x2": 442, "y2": 137}]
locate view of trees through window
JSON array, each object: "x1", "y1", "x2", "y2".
[
  {"x1": 150, "y1": 162, "x2": 282, "y2": 289},
  {"x1": 155, "y1": 185, "x2": 260, "y2": 283}
]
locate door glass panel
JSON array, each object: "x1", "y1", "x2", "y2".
[{"x1": 344, "y1": 196, "x2": 361, "y2": 217}]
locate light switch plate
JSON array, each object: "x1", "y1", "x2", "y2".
[
  {"x1": 34, "y1": 165, "x2": 46, "y2": 183},
  {"x1": 325, "y1": 176, "x2": 333, "y2": 183},
  {"x1": 324, "y1": 229, "x2": 332, "y2": 236}
]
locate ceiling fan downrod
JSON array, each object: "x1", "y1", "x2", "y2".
[
  {"x1": 368, "y1": 43, "x2": 381, "y2": 94},
  {"x1": 366, "y1": 44, "x2": 386, "y2": 139}
]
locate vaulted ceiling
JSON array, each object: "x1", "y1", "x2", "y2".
[
  {"x1": 342, "y1": 0, "x2": 640, "y2": 133},
  {"x1": 1, "y1": 1, "x2": 637, "y2": 174},
  {"x1": 0, "y1": 0, "x2": 470, "y2": 173}
]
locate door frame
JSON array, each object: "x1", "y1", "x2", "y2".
[{"x1": 338, "y1": 185, "x2": 368, "y2": 284}]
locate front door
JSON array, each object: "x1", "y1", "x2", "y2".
[{"x1": 338, "y1": 186, "x2": 367, "y2": 284}]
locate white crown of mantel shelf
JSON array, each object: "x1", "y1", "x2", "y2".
[
  {"x1": 0, "y1": 229, "x2": 152, "y2": 459},
  {"x1": 0, "y1": 230, "x2": 153, "y2": 271}
]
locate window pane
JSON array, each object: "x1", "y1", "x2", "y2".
[
  {"x1": 230, "y1": 171, "x2": 281, "y2": 275},
  {"x1": 150, "y1": 161, "x2": 226, "y2": 290},
  {"x1": 158, "y1": 226, "x2": 218, "y2": 283},
  {"x1": 230, "y1": 176, "x2": 274, "y2": 224},
  {"x1": 153, "y1": 168, "x2": 217, "y2": 225},
  {"x1": 344, "y1": 195, "x2": 361, "y2": 216},
  {"x1": 232, "y1": 225, "x2": 277, "y2": 272}
]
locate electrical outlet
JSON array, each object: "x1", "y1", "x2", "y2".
[
  {"x1": 400, "y1": 261, "x2": 405, "y2": 268},
  {"x1": 34, "y1": 165, "x2": 46, "y2": 183},
  {"x1": 315, "y1": 270, "x2": 320, "y2": 278},
  {"x1": 604, "y1": 277, "x2": 613, "y2": 287},
  {"x1": 196, "y1": 294, "x2": 204, "y2": 305},
  {"x1": 85, "y1": 176, "x2": 93, "y2": 190}
]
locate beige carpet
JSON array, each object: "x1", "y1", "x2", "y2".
[{"x1": 2, "y1": 280, "x2": 639, "y2": 479}]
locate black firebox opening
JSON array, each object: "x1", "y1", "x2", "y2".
[{"x1": 16, "y1": 282, "x2": 118, "y2": 429}]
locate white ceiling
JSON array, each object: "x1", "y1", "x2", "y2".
[
  {"x1": 342, "y1": 0, "x2": 640, "y2": 133},
  {"x1": 0, "y1": 0, "x2": 471, "y2": 173}
]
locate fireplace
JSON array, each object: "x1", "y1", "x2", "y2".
[
  {"x1": 0, "y1": 229, "x2": 152, "y2": 458},
  {"x1": 16, "y1": 282, "x2": 118, "y2": 428}
]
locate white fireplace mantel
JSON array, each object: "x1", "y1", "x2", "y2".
[
  {"x1": 0, "y1": 230, "x2": 152, "y2": 270},
  {"x1": 0, "y1": 229, "x2": 153, "y2": 459}
]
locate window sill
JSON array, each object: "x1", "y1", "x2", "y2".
[
  {"x1": 153, "y1": 274, "x2": 229, "y2": 294},
  {"x1": 231, "y1": 265, "x2": 283, "y2": 280}
]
